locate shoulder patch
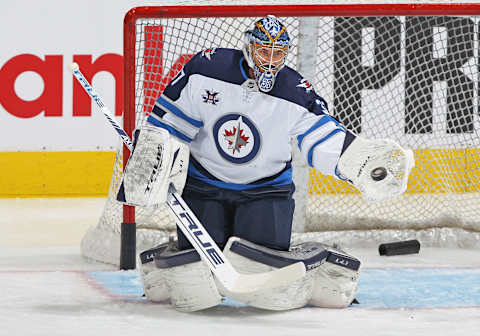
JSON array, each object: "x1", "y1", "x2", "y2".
[
  {"x1": 297, "y1": 78, "x2": 314, "y2": 92},
  {"x1": 202, "y1": 89, "x2": 220, "y2": 105},
  {"x1": 201, "y1": 48, "x2": 217, "y2": 60}
]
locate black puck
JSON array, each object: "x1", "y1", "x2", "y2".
[
  {"x1": 371, "y1": 167, "x2": 387, "y2": 181},
  {"x1": 378, "y1": 239, "x2": 421, "y2": 256}
]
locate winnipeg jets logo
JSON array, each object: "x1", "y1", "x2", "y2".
[
  {"x1": 202, "y1": 90, "x2": 220, "y2": 105},
  {"x1": 223, "y1": 118, "x2": 250, "y2": 154},
  {"x1": 213, "y1": 114, "x2": 261, "y2": 164},
  {"x1": 297, "y1": 78, "x2": 313, "y2": 92},
  {"x1": 201, "y1": 48, "x2": 217, "y2": 60}
]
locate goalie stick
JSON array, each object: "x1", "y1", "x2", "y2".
[{"x1": 70, "y1": 62, "x2": 306, "y2": 293}]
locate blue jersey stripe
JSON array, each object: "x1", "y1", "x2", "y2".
[
  {"x1": 156, "y1": 96, "x2": 203, "y2": 128},
  {"x1": 147, "y1": 116, "x2": 193, "y2": 143},
  {"x1": 307, "y1": 129, "x2": 345, "y2": 167},
  {"x1": 239, "y1": 57, "x2": 249, "y2": 80},
  {"x1": 188, "y1": 163, "x2": 292, "y2": 190},
  {"x1": 151, "y1": 104, "x2": 167, "y2": 118},
  {"x1": 297, "y1": 115, "x2": 340, "y2": 150}
]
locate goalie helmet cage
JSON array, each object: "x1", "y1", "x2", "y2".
[{"x1": 81, "y1": 3, "x2": 480, "y2": 268}]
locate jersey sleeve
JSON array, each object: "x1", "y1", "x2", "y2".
[
  {"x1": 291, "y1": 91, "x2": 355, "y2": 180},
  {"x1": 145, "y1": 53, "x2": 204, "y2": 143}
]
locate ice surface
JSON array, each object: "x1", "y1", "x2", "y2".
[{"x1": 1, "y1": 198, "x2": 479, "y2": 336}]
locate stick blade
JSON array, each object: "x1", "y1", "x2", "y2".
[{"x1": 226, "y1": 261, "x2": 306, "y2": 293}]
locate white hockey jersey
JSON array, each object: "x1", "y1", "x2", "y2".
[{"x1": 147, "y1": 48, "x2": 353, "y2": 190}]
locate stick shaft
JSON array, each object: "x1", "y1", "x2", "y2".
[{"x1": 71, "y1": 66, "x2": 133, "y2": 151}]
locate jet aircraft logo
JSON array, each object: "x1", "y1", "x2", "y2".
[
  {"x1": 202, "y1": 48, "x2": 217, "y2": 60},
  {"x1": 297, "y1": 78, "x2": 313, "y2": 92},
  {"x1": 223, "y1": 121, "x2": 250, "y2": 154},
  {"x1": 202, "y1": 90, "x2": 220, "y2": 105}
]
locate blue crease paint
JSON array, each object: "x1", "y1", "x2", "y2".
[{"x1": 87, "y1": 268, "x2": 480, "y2": 309}]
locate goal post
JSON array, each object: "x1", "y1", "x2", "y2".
[{"x1": 82, "y1": 3, "x2": 480, "y2": 267}]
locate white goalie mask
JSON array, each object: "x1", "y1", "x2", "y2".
[{"x1": 243, "y1": 15, "x2": 290, "y2": 92}]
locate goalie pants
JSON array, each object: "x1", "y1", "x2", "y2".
[{"x1": 177, "y1": 176, "x2": 295, "y2": 251}]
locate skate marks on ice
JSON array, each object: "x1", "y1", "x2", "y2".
[
  {"x1": 86, "y1": 268, "x2": 480, "y2": 309},
  {"x1": 2, "y1": 268, "x2": 480, "y2": 336}
]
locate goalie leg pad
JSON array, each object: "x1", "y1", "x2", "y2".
[
  {"x1": 147, "y1": 242, "x2": 221, "y2": 312},
  {"x1": 221, "y1": 237, "x2": 361, "y2": 310},
  {"x1": 308, "y1": 246, "x2": 361, "y2": 308},
  {"x1": 220, "y1": 237, "x2": 328, "y2": 310},
  {"x1": 139, "y1": 243, "x2": 170, "y2": 302}
]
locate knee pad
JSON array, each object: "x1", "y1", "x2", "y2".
[
  {"x1": 140, "y1": 240, "x2": 222, "y2": 312},
  {"x1": 221, "y1": 237, "x2": 361, "y2": 310}
]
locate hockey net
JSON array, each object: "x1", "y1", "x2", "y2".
[{"x1": 82, "y1": 3, "x2": 480, "y2": 265}]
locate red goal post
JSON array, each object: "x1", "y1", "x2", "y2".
[{"x1": 81, "y1": 3, "x2": 480, "y2": 268}]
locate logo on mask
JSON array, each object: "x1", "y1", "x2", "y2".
[{"x1": 261, "y1": 17, "x2": 283, "y2": 40}]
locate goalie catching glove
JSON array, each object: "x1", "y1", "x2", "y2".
[
  {"x1": 337, "y1": 136, "x2": 415, "y2": 203},
  {"x1": 121, "y1": 126, "x2": 189, "y2": 207}
]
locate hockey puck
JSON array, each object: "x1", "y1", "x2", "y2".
[
  {"x1": 371, "y1": 167, "x2": 387, "y2": 181},
  {"x1": 378, "y1": 239, "x2": 421, "y2": 256}
]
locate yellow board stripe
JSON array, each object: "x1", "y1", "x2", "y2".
[
  {"x1": 0, "y1": 152, "x2": 116, "y2": 197},
  {"x1": 0, "y1": 149, "x2": 478, "y2": 197},
  {"x1": 309, "y1": 148, "x2": 480, "y2": 194}
]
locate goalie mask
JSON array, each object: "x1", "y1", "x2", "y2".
[{"x1": 243, "y1": 15, "x2": 290, "y2": 92}]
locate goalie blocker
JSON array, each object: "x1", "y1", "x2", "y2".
[
  {"x1": 119, "y1": 126, "x2": 189, "y2": 207},
  {"x1": 139, "y1": 237, "x2": 360, "y2": 312}
]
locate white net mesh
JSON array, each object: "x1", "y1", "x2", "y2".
[{"x1": 82, "y1": 5, "x2": 480, "y2": 265}]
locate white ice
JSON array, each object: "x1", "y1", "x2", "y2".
[{"x1": 1, "y1": 198, "x2": 479, "y2": 336}]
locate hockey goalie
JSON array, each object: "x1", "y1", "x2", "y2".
[{"x1": 118, "y1": 16, "x2": 415, "y2": 312}]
